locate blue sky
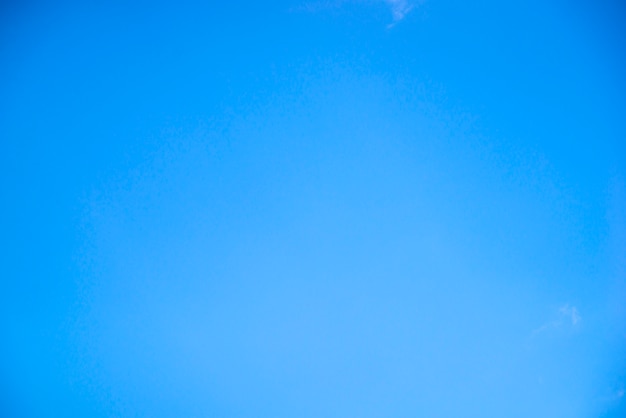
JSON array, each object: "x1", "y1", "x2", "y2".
[{"x1": 1, "y1": 1, "x2": 625, "y2": 417}]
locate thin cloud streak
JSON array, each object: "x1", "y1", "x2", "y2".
[
  {"x1": 295, "y1": 0, "x2": 421, "y2": 24},
  {"x1": 385, "y1": 0, "x2": 414, "y2": 22},
  {"x1": 531, "y1": 304, "x2": 581, "y2": 337},
  {"x1": 559, "y1": 304, "x2": 581, "y2": 326}
]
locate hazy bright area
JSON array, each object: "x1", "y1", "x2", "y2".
[{"x1": 1, "y1": 1, "x2": 625, "y2": 417}]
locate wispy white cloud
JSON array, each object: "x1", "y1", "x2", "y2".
[
  {"x1": 385, "y1": 0, "x2": 414, "y2": 22},
  {"x1": 294, "y1": 0, "x2": 422, "y2": 25},
  {"x1": 532, "y1": 304, "x2": 581, "y2": 336},
  {"x1": 559, "y1": 304, "x2": 581, "y2": 326}
]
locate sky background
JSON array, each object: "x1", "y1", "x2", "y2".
[{"x1": 1, "y1": 0, "x2": 625, "y2": 417}]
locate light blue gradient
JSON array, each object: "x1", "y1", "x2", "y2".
[{"x1": 1, "y1": 1, "x2": 624, "y2": 417}]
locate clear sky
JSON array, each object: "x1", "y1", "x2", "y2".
[{"x1": 1, "y1": 1, "x2": 625, "y2": 417}]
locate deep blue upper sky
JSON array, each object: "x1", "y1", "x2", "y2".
[{"x1": 1, "y1": 1, "x2": 625, "y2": 417}]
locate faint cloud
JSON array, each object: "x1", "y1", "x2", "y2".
[
  {"x1": 385, "y1": 0, "x2": 414, "y2": 22},
  {"x1": 532, "y1": 304, "x2": 581, "y2": 336},
  {"x1": 559, "y1": 304, "x2": 581, "y2": 326},
  {"x1": 294, "y1": 0, "x2": 422, "y2": 25}
]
